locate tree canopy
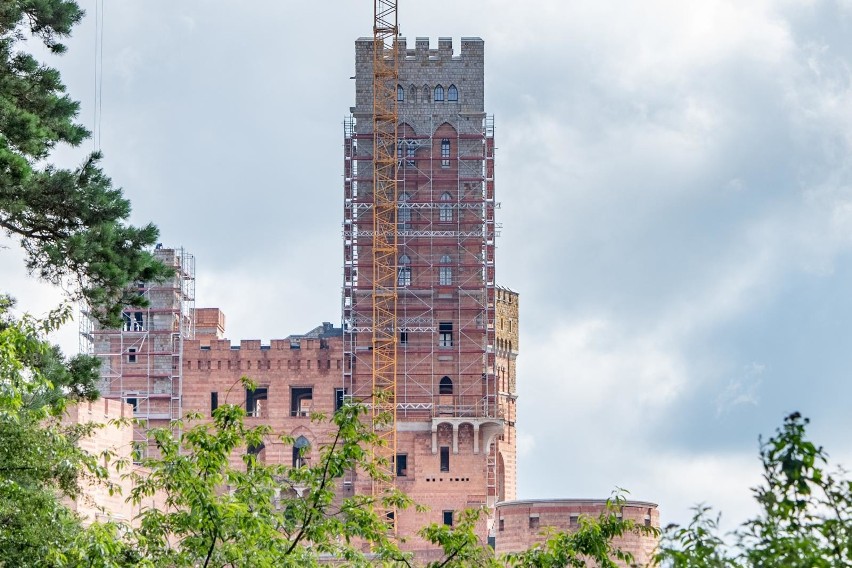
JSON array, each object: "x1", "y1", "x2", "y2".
[{"x1": 1, "y1": 0, "x2": 169, "y2": 326}]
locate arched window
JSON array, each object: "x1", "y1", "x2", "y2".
[
  {"x1": 439, "y1": 376, "x2": 453, "y2": 395},
  {"x1": 439, "y1": 255, "x2": 452, "y2": 286},
  {"x1": 292, "y1": 436, "x2": 310, "y2": 468},
  {"x1": 397, "y1": 85, "x2": 404, "y2": 101},
  {"x1": 398, "y1": 255, "x2": 411, "y2": 287},
  {"x1": 434, "y1": 85, "x2": 444, "y2": 102},
  {"x1": 398, "y1": 192, "x2": 411, "y2": 230},
  {"x1": 447, "y1": 84, "x2": 458, "y2": 102},
  {"x1": 439, "y1": 192, "x2": 453, "y2": 223},
  {"x1": 409, "y1": 84, "x2": 417, "y2": 102},
  {"x1": 441, "y1": 139, "x2": 450, "y2": 167}
]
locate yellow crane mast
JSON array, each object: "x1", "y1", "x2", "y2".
[{"x1": 371, "y1": 0, "x2": 399, "y2": 522}]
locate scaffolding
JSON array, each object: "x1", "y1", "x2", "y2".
[
  {"x1": 343, "y1": 112, "x2": 499, "y2": 421},
  {"x1": 80, "y1": 246, "x2": 195, "y2": 455}
]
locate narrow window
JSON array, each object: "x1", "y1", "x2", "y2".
[
  {"x1": 434, "y1": 85, "x2": 444, "y2": 102},
  {"x1": 335, "y1": 388, "x2": 346, "y2": 412},
  {"x1": 122, "y1": 313, "x2": 132, "y2": 331},
  {"x1": 134, "y1": 311, "x2": 144, "y2": 331},
  {"x1": 396, "y1": 453, "x2": 408, "y2": 477},
  {"x1": 126, "y1": 397, "x2": 138, "y2": 413},
  {"x1": 409, "y1": 84, "x2": 417, "y2": 102},
  {"x1": 291, "y1": 387, "x2": 313, "y2": 417},
  {"x1": 439, "y1": 322, "x2": 453, "y2": 348},
  {"x1": 406, "y1": 142, "x2": 416, "y2": 167},
  {"x1": 441, "y1": 139, "x2": 450, "y2": 167},
  {"x1": 397, "y1": 255, "x2": 411, "y2": 287},
  {"x1": 398, "y1": 193, "x2": 411, "y2": 230},
  {"x1": 292, "y1": 436, "x2": 310, "y2": 468},
  {"x1": 447, "y1": 84, "x2": 458, "y2": 102},
  {"x1": 397, "y1": 84, "x2": 404, "y2": 101},
  {"x1": 128, "y1": 347, "x2": 137, "y2": 364},
  {"x1": 439, "y1": 255, "x2": 452, "y2": 285},
  {"x1": 443, "y1": 510, "x2": 454, "y2": 526},
  {"x1": 499, "y1": 518, "x2": 505, "y2": 531},
  {"x1": 210, "y1": 392, "x2": 218, "y2": 413},
  {"x1": 246, "y1": 387, "x2": 268, "y2": 418},
  {"x1": 440, "y1": 446, "x2": 450, "y2": 472},
  {"x1": 439, "y1": 376, "x2": 453, "y2": 395},
  {"x1": 399, "y1": 331, "x2": 408, "y2": 345},
  {"x1": 439, "y1": 192, "x2": 453, "y2": 222}
]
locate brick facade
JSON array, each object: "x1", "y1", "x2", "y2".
[{"x1": 495, "y1": 499, "x2": 660, "y2": 566}]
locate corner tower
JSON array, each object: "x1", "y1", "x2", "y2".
[{"x1": 343, "y1": 37, "x2": 518, "y2": 543}]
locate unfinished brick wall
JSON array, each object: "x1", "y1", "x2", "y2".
[{"x1": 495, "y1": 499, "x2": 660, "y2": 565}]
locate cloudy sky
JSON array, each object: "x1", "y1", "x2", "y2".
[{"x1": 4, "y1": 0, "x2": 852, "y2": 531}]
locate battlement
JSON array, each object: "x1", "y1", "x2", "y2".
[{"x1": 355, "y1": 36, "x2": 483, "y2": 62}]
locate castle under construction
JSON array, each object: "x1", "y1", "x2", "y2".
[{"x1": 81, "y1": 36, "x2": 658, "y2": 562}]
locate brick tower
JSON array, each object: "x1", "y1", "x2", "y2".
[{"x1": 343, "y1": 37, "x2": 518, "y2": 548}]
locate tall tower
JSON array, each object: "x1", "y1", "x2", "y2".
[
  {"x1": 81, "y1": 246, "x2": 196, "y2": 456},
  {"x1": 344, "y1": 37, "x2": 518, "y2": 545}
]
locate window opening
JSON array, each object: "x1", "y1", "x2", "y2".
[
  {"x1": 447, "y1": 84, "x2": 458, "y2": 101},
  {"x1": 441, "y1": 139, "x2": 450, "y2": 167},
  {"x1": 292, "y1": 436, "x2": 310, "y2": 468},
  {"x1": 395, "y1": 453, "x2": 408, "y2": 477},
  {"x1": 335, "y1": 388, "x2": 346, "y2": 412},
  {"x1": 440, "y1": 446, "x2": 450, "y2": 472},
  {"x1": 439, "y1": 192, "x2": 453, "y2": 222},
  {"x1": 210, "y1": 391, "x2": 218, "y2": 413},
  {"x1": 439, "y1": 376, "x2": 453, "y2": 395},
  {"x1": 400, "y1": 331, "x2": 408, "y2": 345},
  {"x1": 128, "y1": 347, "x2": 137, "y2": 363},
  {"x1": 125, "y1": 397, "x2": 138, "y2": 413},
  {"x1": 443, "y1": 511, "x2": 454, "y2": 526},
  {"x1": 439, "y1": 255, "x2": 452, "y2": 285},
  {"x1": 397, "y1": 255, "x2": 411, "y2": 287},
  {"x1": 291, "y1": 387, "x2": 313, "y2": 417},
  {"x1": 246, "y1": 387, "x2": 268, "y2": 418},
  {"x1": 529, "y1": 515, "x2": 540, "y2": 529},
  {"x1": 439, "y1": 322, "x2": 453, "y2": 348},
  {"x1": 434, "y1": 84, "x2": 444, "y2": 102},
  {"x1": 397, "y1": 84, "x2": 404, "y2": 101},
  {"x1": 398, "y1": 193, "x2": 411, "y2": 230}
]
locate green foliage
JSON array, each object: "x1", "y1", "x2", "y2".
[
  {"x1": 0, "y1": 296, "x2": 109, "y2": 567},
  {"x1": 1, "y1": 0, "x2": 170, "y2": 327},
  {"x1": 657, "y1": 413, "x2": 852, "y2": 568},
  {"x1": 504, "y1": 493, "x2": 659, "y2": 568}
]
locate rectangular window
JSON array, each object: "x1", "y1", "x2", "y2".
[
  {"x1": 210, "y1": 392, "x2": 218, "y2": 413},
  {"x1": 133, "y1": 311, "x2": 144, "y2": 331},
  {"x1": 529, "y1": 515, "x2": 540, "y2": 529},
  {"x1": 396, "y1": 453, "x2": 408, "y2": 477},
  {"x1": 439, "y1": 322, "x2": 453, "y2": 348},
  {"x1": 499, "y1": 518, "x2": 505, "y2": 531},
  {"x1": 406, "y1": 144, "x2": 415, "y2": 167},
  {"x1": 246, "y1": 387, "x2": 268, "y2": 418},
  {"x1": 128, "y1": 347, "x2": 137, "y2": 363},
  {"x1": 397, "y1": 266, "x2": 411, "y2": 286},
  {"x1": 335, "y1": 388, "x2": 346, "y2": 412},
  {"x1": 291, "y1": 386, "x2": 313, "y2": 417},
  {"x1": 439, "y1": 266, "x2": 452, "y2": 286},
  {"x1": 443, "y1": 510, "x2": 454, "y2": 526},
  {"x1": 440, "y1": 446, "x2": 450, "y2": 472},
  {"x1": 125, "y1": 397, "x2": 138, "y2": 413},
  {"x1": 399, "y1": 331, "x2": 408, "y2": 345},
  {"x1": 441, "y1": 139, "x2": 450, "y2": 167}
]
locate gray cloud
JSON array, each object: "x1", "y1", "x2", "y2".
[{"x1": 3, "y1": 0, "x2": 852, "y2": 530}]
